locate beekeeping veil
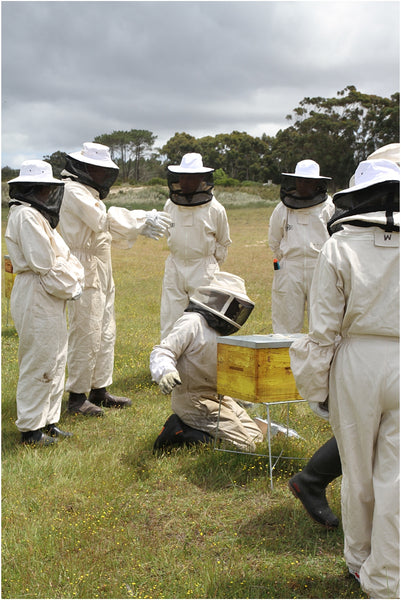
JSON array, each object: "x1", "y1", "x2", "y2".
[
  {"x1": 280, "y1": 159, "x2": 332, "y2": 209},
  {"x1": 185, "y1": 271, "x2": 255, "y2": 336},
  {"x1": 62, "y1": 142, "x2": 119, "y2": 200},
  {"x1": 8, "y1": 160, "x2": 64, "y2": 228},
  {"x1": 327, "y1": 159, "x2": 400, "y2": 235},
  {"x1": 167, "y1": 153, "x2": 214, "y2": 206}
]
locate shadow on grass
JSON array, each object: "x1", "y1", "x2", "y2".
[
  {"x1": 1, "y1": 427, "x2": 22, "y2": 456},
  {"x1": 237, "y1": 500, "x2": 343, "y2": 551},
  {"x1": 178, "y1": 443, "x2": 309, "y2": 491},
  {"x1": 119, "y1": 427, "x2": 312, "y2": 491},
  {"x1": 205, "y1": 571, "x2": 367, "y2": 599}
]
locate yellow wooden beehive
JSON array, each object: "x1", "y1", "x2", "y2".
[
  {"x1": 4, "y1": 255, "x2": 16, "y2": 299},
  {"x1": 217, "y1": 334, "x2": 304, "y2": 403}
]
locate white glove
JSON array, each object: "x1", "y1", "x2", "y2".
[
  {"x1": 142, "y1": 210, "x2": 173, "y2": 240},
  {"x1": 159, "y1": 370, "x2": 182, "y2": 395},
  {"x1": 71, "y1": 283, "x2": 83, "y2": 301}
]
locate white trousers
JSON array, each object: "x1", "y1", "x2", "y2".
[
  {"x1": 66, "y1": 284, "x2": 116, "y2": 394},
  {"x1": 330, "y1": 336, "x2": 399, "y2": 599},
  {"x1": 11, "y1": 273, "x2": 67, "y2": 432},
  {"x1": 172, "y1": 393, "x2": 264, "y2": 452},
  {"x1": 160, "y1": 254, "x2": 219, "y2": 339},
  {"x1": 271, "y1": 259, "x2": 315, "y2": 333}
]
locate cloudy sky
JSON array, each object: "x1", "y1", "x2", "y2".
[{"x1": 1, "y1": 0, "x2": 399, "y2": 169}]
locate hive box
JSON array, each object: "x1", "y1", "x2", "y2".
[
  {"x1": 4, "y1": 255, "x2": 15, "y2": 299},
  {"x1": 217, "y1": 334, "x2": 304, "y2": 403}
]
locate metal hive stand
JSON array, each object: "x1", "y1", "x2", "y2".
[
  {"x1": 213, "y1": 395, "x2": 308, "y2": 490},
  {"x1": 214, "y1": 334, "x2": 309, "y2": 489}
]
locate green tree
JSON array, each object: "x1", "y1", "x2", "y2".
[
  {"x1": 129, "y1": 129, "x2": 157, "y2": 182},
  {"x1": 94, "y1": 129, "x2": 157, "y2": 182},
  {"x1": 213, "y1": 131, "x2": 266, "y2": 181},
  {"x1": 160, "y1": 132, "x2": 200, "y2": 166},
  {"x1": 42, "y1": 150, "x2": 68, "y2": 179},
  {"x1": 1, "y1": 166, "x2": 19, "y2": 182},
  {"x1": 94, "y1": 130, "x2": 132, "y2": 181},
  {"x1": 272, "y1": 86, "x2": 400, "y2": 188}
]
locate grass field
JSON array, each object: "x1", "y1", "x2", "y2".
[{"x1": 1, "y1": 186, "x2": 366, "y2": 599}]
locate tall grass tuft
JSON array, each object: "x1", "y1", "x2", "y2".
[{"x1": 1, "y1": 190, "x2": 366, "y2": 599}]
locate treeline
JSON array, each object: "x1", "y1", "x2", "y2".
[{"x1": 3, "y1": 86, "x2": 399, "y2": 190}]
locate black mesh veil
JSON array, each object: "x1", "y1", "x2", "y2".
[
  {"x1": 186, "y1": 288, "x2": 254, "y2": 335},
  {"x1": 63, "y1": 156, "x2": 119, "y2": 200},
  {"x1": 9, "y1": 182, "x2": 64, "y2": 228},
  {"x1": 167, "y1": 171, "x2": 214, "y2": 206},
  {"x1": 328, "y1": 180, "x2": 399, "y2": 235},
  {"x1": 280, "y1": 175, "x2": 329, "y2": 209}
]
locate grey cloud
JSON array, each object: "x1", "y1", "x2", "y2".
[{"x1": 2, "y1": 1, "x2": 399, "y2": 167}]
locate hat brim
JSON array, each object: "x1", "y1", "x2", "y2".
[
  {"x1": 8, "y1": 175, "x2": 63, "y2": 184},
  {"x1": 281, "y1": 172, "x2": 332, "y2": 180},
  {"x1": 194, "y1": 283, "x2": 253, "y2": 306},
  {"x1": 168, "y1": 165, "x2": 214, "y2": 173},
  {"x1": 68, "y1": 151, "x2": 118, "y2": 170},
  {"x1": 334, "y1": 174, "x2": 400, "y2": 198}
]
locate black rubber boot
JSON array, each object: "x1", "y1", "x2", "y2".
[
  {"x1": 67, "y1": 392, "x2": 104, "y2": 416},
  {"x1": 289, "y1": 436, "x2": 342, "y2": 529},
  {"x1": 88, "y1": 387, "x2": 132, "y2": 408},
  {"x1": 21, "y1": 429, "x2": 58, "y2": 446},
  {"x1": 45, "y1": 424, "x2": 73, "y2": 438}
]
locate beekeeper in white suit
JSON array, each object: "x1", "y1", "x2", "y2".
[
  {"x1": 288, "y1": 144, "x2": 401, "y2": 531},
  {"x1": 150, "y1": 272, "x2": 264, "y2": 451},
  {"x1": 160, "y1": 153, "x2": 231, "y2": 339},
  {"x1": 290, "y1": 159, "x2": 400, "y2": 599},
  {"x1": 268, "y1": 159, "x2": 335, "y2": 333},
  {"x1": 59, "y1": 142, "x2": 172, "y2": 416},
  {"x1": 5, "y1": 160, "x2": 84, "y2": 445}
]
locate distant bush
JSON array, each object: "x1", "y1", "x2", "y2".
[
  {"x1": 241, "y1": 180, "x2": 260, "y2": 187},
  {"x1": 215, "y1": 183, "x2": 279, "y2": 206},
  {"x1": 213, "y1": 168, "x2": 228, "y2": 185},
  {"x1": 145, "y1": 177, "x2": 167, "y2": 186},
  {"x1": 213, "y1": 169, "x2": 240, "y2": 187},
  {"x1": 105, "y1": 184, "x2": 169, "y2": 210},
  {"x1": 104, "y1": 182, "x2": 280, "y2": 210}
]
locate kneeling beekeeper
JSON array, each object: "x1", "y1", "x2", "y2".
[
  {"x1": 150, "y1": 272, "x2": 264, "y2": 451},
  {"x1": 5, "y1": 160, "x2": 84, "y2": 446}
]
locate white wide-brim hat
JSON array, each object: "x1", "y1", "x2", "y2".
[
  {"x1": 68, "y1": 142, "x2": 118, "y2": 169},
  {"x1": 200, "y1": 271, "x2": 252, "y2": 304},
  {"x1": 282, "y1": 159, "x2": 331, "y2": 180},
  {"x1": 8, "y1": 160, "x2": 62, "y2": 184},
  {"x1": 335, "y1": 159, "x2": 400, "y2": 198},
  {"x1": 168, "y1": 153, "x2": 213, "y2": 173},
  {"x1": 367, "y1": 143, "x2": 400, "y2": 165}
]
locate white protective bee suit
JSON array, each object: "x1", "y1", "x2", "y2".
[
  {"x1": 60, "y1": 179, "x2": 170, "y2": 394},
  {"x1": 5, "y1": 164, "x2": 84, "y2": 433},
  {"x1": 268, "y1": 160, "x2": 335, "y2": 333},
  {"x1": 160, "y1": 153, "x2": 231, "y2": 339},
  {"x1": 151, "y1": 272, "x2": 263, "y2": 451},
  {"x1": 290, "y1": 160, "x2": 400, "y2": 599}
]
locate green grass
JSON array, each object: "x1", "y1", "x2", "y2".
[{"x1": 1, "y1": 189, "x2": 366, "y2": 599}]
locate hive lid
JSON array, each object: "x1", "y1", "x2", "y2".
[{"x1": 217, "y1": 333, "x2": 305, "y2": 348}]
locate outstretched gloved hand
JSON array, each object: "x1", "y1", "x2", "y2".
[
  {"x1": 142, "y1": 210, "x2": 173, "y2": 240},
  {"x1": 159, "y1": 370, "x2": 182, "y2": 394}
]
